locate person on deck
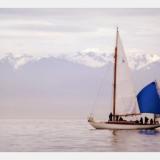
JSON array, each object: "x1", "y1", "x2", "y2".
[
  {"x1": 140, "y1": 117, "x2": 143, "y2": 124},
  {"x1": 150, "y1": 119, "x2": 153, "y2": 125},
  {"x1": 145, "y1": 116, "x2": 149, "y2": 124},
  {"x1": 119, "y1": 117, "x2": 123, "y2": 121},
  {"x1": 109, "y1": 113, "x2": 113, "y2": 121},
  {"x1": 135, "y1": 120, "x2": 139, "y2": 124},
  {"x1": 116, "y1": 115, "x2": 119, "y2": 121}
]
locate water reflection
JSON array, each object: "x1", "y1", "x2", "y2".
[
  {"x1": 139, "y1": 129, "x2": 160, "y2": 136},
  {"x1": 111, "y1": 130, "x2": 119, "y2": 144},
  {"x1": 88, "y1": 123, "x2": 160, "y2": 151},
  {"x1": 111, "y1": 130, "x2": 116, "y2": 136},
  {"x1": 1, "y1": 119, "x2": 160, "y2": 151}
]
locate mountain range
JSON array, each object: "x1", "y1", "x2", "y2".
[{"x1": 0, "y1": 52, "x2": 160, "y2": 119}]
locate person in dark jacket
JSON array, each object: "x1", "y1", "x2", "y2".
[
  {"x1": 119, "y1": 117, "x2": 123, "y2": 121},
  {"x1": 140, "y1": 117, "x2": 143, "y2": 124},
  {"x1": 150, "y1": 119, "x2": 153, "y2": 124},
  {"x1": 135, "y1": 120, "x2": 139, "y2": 124},
  {"x1": 116, "y1": 115, "x2": 119, "y2": 121},
  {"x1": 145, "y1": 116, "x2": 149, "y2": 124},
  {"x1": 109, "y1": 112, "x2": 113, "y2": 121}
]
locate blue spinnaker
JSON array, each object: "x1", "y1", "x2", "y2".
[{"x1": 137, "y1": 82, "x2": 160, "y2": 114}]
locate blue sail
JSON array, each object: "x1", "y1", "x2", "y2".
[{"x1": 137, "y1": 82, "x2": 160, "y2": 114}]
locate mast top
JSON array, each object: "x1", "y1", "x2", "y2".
[
  {"x1": 115, "y1": 27, "x2": 119, "y2": 48},
  {"x1": 117, "y1": 26, "x2": 119, "y2": 32}
]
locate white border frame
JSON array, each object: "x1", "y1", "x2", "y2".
[
  {"x1": 0, "y1": 1, "x2": 160, "y2": 159},
  {"x1": 0, "y1": 0, "x2": 160, "y2": 8}
]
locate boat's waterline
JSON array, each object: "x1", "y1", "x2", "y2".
[{"x1": 89, "y1": 121, "x2": 160, "y2": 130}]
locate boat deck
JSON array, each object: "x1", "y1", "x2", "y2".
[{"x1": 107, "y1": 121, "x2": 158, "y2": 125}]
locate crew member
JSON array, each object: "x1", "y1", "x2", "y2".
[
  {"x1": 150, "y1": 119, "x2": 153, "y2": 125},
  {"x1": 119, "y1": 117, "x2": 123, "y2": 121},
  {"x1": 145, "y1": 116, "x2": 149, "y2": 124},
  {"x1": 140, "y1": 117, "x2": 143, "y2": 124},
  {"x1": 109, "y1": 112, "x2": 113, "y2": 121}
]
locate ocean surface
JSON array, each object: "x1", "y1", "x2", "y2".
[{"x1": 0, "y1": 119, "x2": 160, "y2": 152}]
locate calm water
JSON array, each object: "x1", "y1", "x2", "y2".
[{"x1": 0, "y1": 119, "x2": 160, "y2": 152}]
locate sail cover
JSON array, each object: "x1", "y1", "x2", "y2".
[
  {"x1": 137, "y1": 81, "x2": 160, "y2": 114},
  {"x1": 115, "y1": 32, "x2": 140, "y2": 115}
]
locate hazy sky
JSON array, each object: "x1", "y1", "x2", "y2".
[
  {"x1": 0, "y1": 9, "x2": 160, "y2": 118},
  {"x1": 0, "y1": 8, "x2": 160, "y2": 58}
]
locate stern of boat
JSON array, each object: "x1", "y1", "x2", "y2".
[{"x1": 88, "y1": 116, "x2": 95, "y2": 123}]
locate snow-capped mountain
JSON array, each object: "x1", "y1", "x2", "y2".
[
  {"x1": 1, "y1": 49, "x2": 160, "y2": 70},
  {"x1": 0, "y1": 53, "x2": 37, "y2": 69},
  {"x1": 0, "y1": 51, "x2": 160, "y2": 118},
  {"x1": 58, "y1": 48, "x2": 160, "y2": 69},
  {"x1": 58, "y1": 48, "x2": 113, "y2": 68}
]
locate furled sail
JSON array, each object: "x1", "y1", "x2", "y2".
[
  {"x1": 137, "y1": 81, "x2": 160, "y2": 114},
  {"x1": 115, "y1": 32, "x2": 140, "y2": 115}
]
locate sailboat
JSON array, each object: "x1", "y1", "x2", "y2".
[{"x1": 88, "y1": 28, "x2": 160, "y2": 130}]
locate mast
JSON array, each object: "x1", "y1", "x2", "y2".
[{"x1": 113, "y1": 27, "x2": 119, "y2": 120}]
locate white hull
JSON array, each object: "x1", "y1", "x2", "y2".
[{"x1": 89, "y1": 121, "x2": 160, "y2": 130}]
